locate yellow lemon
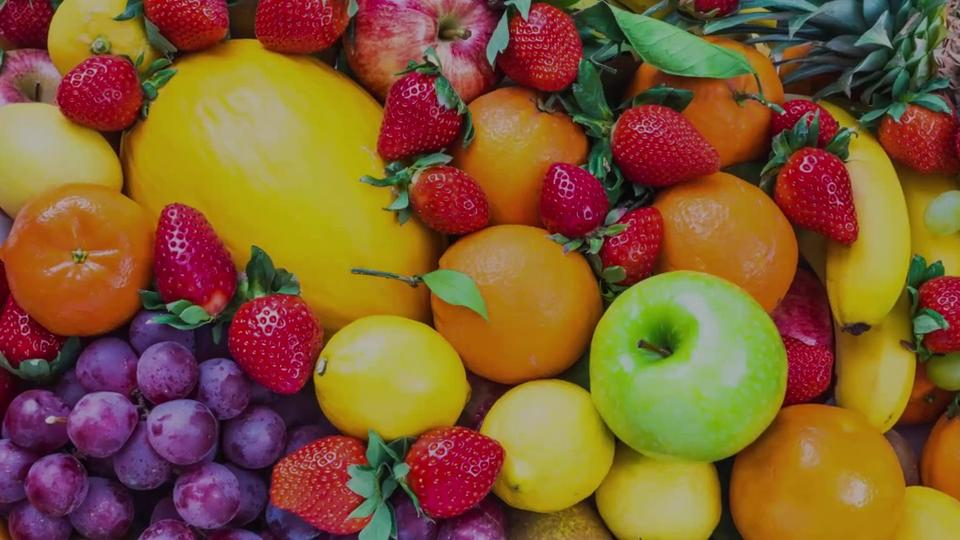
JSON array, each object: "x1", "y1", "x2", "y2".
[
  {"x1": 313, "y1": 315, "x2": 469, "y2": 440},
  {"x1": 0, "y1": 103, "x2": 122, "y2": 217},
  {"x1": 47, "y1": 0, "x2": 159, "y2": 75},
  {"x1": 892, "y1": 486, "x2": 960, "y2": 540},
  {"x1": 480, "y1": 379, "x2": 615, "y2": 512},
  {"x1": 596, "y1": 444, "x2": 721, "y2": 540}
]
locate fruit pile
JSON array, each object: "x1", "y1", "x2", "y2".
[{"x1": 3, "y1": 0, "x2": 960, "y2": 538}]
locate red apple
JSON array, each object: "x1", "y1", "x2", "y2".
[
  {"x1": 0, "y1": 49, "x2": 61, "y2": 107},
  {"x1": 345, "y1": 0, "x2": 499, "y2": 103}
]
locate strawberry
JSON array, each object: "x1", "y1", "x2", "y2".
[
  {"x1": 770, "y1": 100, "x2": 839, "y2": 148},
  {"x1": 270, "y1": 435, "x2": 370, "y2": 535},
  {"x1": 917, "y1": 276, "x2": 960, "y2": 354},
  {"x1": 774, "y1": 147, "x2": 858, "y2": 245},
  {"x1": 409, "y1": 165, "x2": 489, "y2": 235},
  {"x1": 404, "y1": 426, "x2": 504, "y2": 518},
  {"x1": 56, "y1": 55, "x2": 143, "y2": 132},
  {"x1": 0, "y1": 0, "x2": 53, "y2": 49},
  {"x1": 599, "y1": 207, "x2": 664, "y2": 286},
  {"x1": 782, "y1": 336, "x2": 833, "y2": 405},
  {"x1": 228, "y1": 293, "x2": 323, "y2": 394},
  {"x1": 955, "y1": 125, "x2": 960, "y2": 162},
  {"x1": 878, "y1": 101, "x2": 960, "y2": 175},
  {"x1": 496, "y1": 3, "x2": 582, "y2": 92},
  {"x1": 377, "y1": 55, "x2": 469, "y2": 162},
  {"x1": 0, "y1": 296, "x2": 65, "y2": 368},
  {"x1": 255, "y1": 0, "x2": 350, "y2": 54},
  {"x1": 152, "y1": 203, "x2": 238, "y2": 318},
  {"x1": 143, "y1": 0, "x2": 229, "y2": 52},
  {"x1": 611, "y1": 104, "x2": 720, "y2": 187},
  {"x1": 540, "y1": 163, "x2": 609, "y2": 239},
  {"x1": 686, "y1": 0, "x2": 739, "y2": 17}
]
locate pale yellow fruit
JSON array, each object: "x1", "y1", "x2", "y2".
[
  {"x1": 899, "y1": 167, "x2": 960, "y2": 271},
  {"x1": 48, "y1": 0, "x2": 159, "y2": 75},
  {"x1": 480, "y1": 379, "x2": 615, "y2": 513},
  {"x1": 508, "y1": 502, "x2": 613, "y2": 540},
  {"x1": 313, "y1": 315, "x2": 469, "y2": 440},
  {"x1": 892, "y1": 486, "x2": 960, "y2": 540},
  {"x1": 596, "y1": 444, "x2": 721, "y2": 540},
  {"x1": 0, "y1": 103, "x2": 122, "y2": 216}
]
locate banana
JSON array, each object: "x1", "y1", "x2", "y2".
[{"x1": 899, "y1": 167, "x2": 960, "y2": 272}]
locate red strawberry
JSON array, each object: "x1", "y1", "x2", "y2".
[
  {"x1": 771, "y1": 100, "x2": 839, "y2": 148},
  {"x1": 154, "y1": 203, "x2": 238, "y2": 317},
  {"x1": 540, "y1": 163, "x2": 609, "y2": 238},
  {"x1": 599, "y1": 207, "x2": 664, "y2": 286},
  {"x1": 611, "y1": 105, "x2": 720, "y2": 187},
  {"x1": 409, "y1": 166, "x2": 489, "y2": 235},
  {"x1": 496, "y1": 3, "x2": 582, "y2": 92},
  {"x1": 144, "y1": 0, "x2": 229, "y2": 52},
  {"x1": 255, "y1": 0, "x2": 350, "y2": 54},
  {"x1": 917, "y1": 276, "x2": 960, "y2": 354},
  {"x1": 228, "y1": 294, "x2": 323, "y2": 394},
  {"x1": 689, "y1": 0, "x2": 739, "y2": 17},
  {"x1": 270, "y1": 435, "x2": 370, "y2": 535},
  {"x1": 56, "y1": 55, "x2": 143, "y2": 132},
  {"x1": 878, "y1": 101, "x2": 960, "y2": 175},
  {"x1": 954, "y1": 125, "x2": 960, "y2": 162},
  {"x1": 0, "y1": 296, "x2": 65, "y2": 368},
  {"x1": 774, "y1": 147, "x2": 858, "y2": 245},
  {"x1": 0, "y1": 0, "x2": 53, "y2": 49},
  {"x1": 405, "y1": 426, "x2": 504, "y2": 518},
  {"x1": 378, "y1": 70, "x2": 464, "y2": 162},
  {"x1": 782, "y1": 335, "x2": 833, "y2": 405}
]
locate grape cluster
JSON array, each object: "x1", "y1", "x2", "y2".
[{"x1": 0, "y1": 310, "x2": 335, "y2": 540}]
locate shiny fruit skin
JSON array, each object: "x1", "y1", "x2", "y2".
[
  {"x1": 598, "y1": 207, "x2": 663, "y2": 286},
  {"x1": 255, "y1": 0, "x2": 349, "y2": 54},
  {"x1": 781, "y1": 336, "x2": 833, "y2": 405},
  {"x1": 770, "y1": 99, "x2": 839, "y2": 147},
  {"x1": 409, "y1": 166, "x2": 490, "y2": 235},
  {"x1": 451, "y1": 86, "x2": 588, "y2": 226},
  {"x1": 432, "y1": 225, "x2": 602, "y2": 384},
  {"x1": 918, "y1": 277, "x2": 960, "y2": 353},
  {"x1": 0, "y1": 296, "x2": 65, "y2": 367},
  {"x1": 480, "y1": 379, "x2": 615, "y2": 513},
  {"x1": 878, "y1": 103, "x2": 960, "y2": 175},
  {"x1": 377, "y1": 71, "x2": 464, "y2": 163},
  {"x1": 56, "y1": 55, "x2": 143, "y2": 132},
  {"x1": 2, "y1": 184, "x2": 153, "y2": 336},
  {"x1": 892, "y1": 485, "x2": 960, "y2": 540},
  {"x1": 496, "y1": 3, "x2": 581, "y2": 92},
  {"x1": 144, "y1": 0, "x2": 229, "y2": 52},
  {"x1": 539, "y1": 163, "x2": 609, "y2": 238},
  {"x1": 731, "y1": 404, "x2": 906, "y2": 540},
  {"x1": 920, "y1": 413, "x2": 960, "y2": 499},
  {"x1": 313, "y1": 315, "x2": 469, "y2": 440},
  {"x1": 596, "y1": 444, "x2": 721, "y2": 540},
  {"x1": 900, "y1": 167, "x2": 960, "y2": 272},
  {"x1": 0, "y1": 103, "x2": 122, "y2": 217},
  {"x1": 628, "y1": 37, "x2": 784, "y2": 167},
  {"x1": 47, "y1": 0, "x2": 159, "y2": 75},
  {"x1": 898, "y1": 360, "x2": 954, "y2": 425},
  {"x1": 123, "y1": 40, "x2": 442, "y2": 331},
  {"x1": 774, "y1": 147, "x2": 858, "y2": 245},
  {"x1": 0, "y1": 0, "x2": 53, "y2": 49},
  {"x1": 653, "y1": 172, "x2": 797, "y2": 312}
]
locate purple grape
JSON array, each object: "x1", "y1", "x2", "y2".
[
  {"x1": 146, "y1": 399, "x2": 218, "y2": 466},
  {"x1": 24, "y1": 453, "x2": 88, "y2": 516},
  {"x1": 394, "y1": 495, "x2": 439, "y2": 540},
  {"x1": 150, "y1": 496, "x2": 180, "y2": 524},
  {"x1": 113, "y1": 421, "x2": 171, "y2": 490},
  {"x1": 225, "y1": 464, "x2": 267, "y2": 527},
  {"x1": 284, "y1": 423, "x2": 336, "y2": 456},
  {"x1": 0, "y1": 500, "x2": 12, "y2": 518},
  {"x1": 53, "y1": 370, "x2": 86, "y2": 408},
  {"x1": 0, "y1": 439, "x2": 38, "y2": 503},
  {"x1": 197, "y1": 358, "x2": 251, "y2": 420},
  {"x1": 137, "y1": 342, "x2": 200, "y2": 404},
  {"x1": 68, "y1": 477, "x2": 134, "y2": 539},
  {"x1": 265, "y1": 504, "x2": 322, "y2": 540},
  {"x1": 2, "y1": 390, "x2": 69, "y2": 453},
  {"x1": 437, "y1": 498, "x2": 506, "y2": 540},
  {"x1": 67, "y1": 392, "x2": 138, "y2": 458},
  {"x1": 173, "y1": 462, "x2": 240, "y2": 529},
  {"x1": 7, "y1": 501, "x2": 71, "y2": 540},
  {"x1": 208, "y1": 530, "x2": 262, "y2": 540},
  {"x1": 129, "y1": 310, "x2": 196, "y2": 355},
  {"x1": 223, "y1": 406, "x2": 286, "y2": 469},
  {"x1": 270, "y1": 389, "x2": 320, "y2": 429},
  {"x1": 76, "y1": 337, "x2": 139, "y2": 396},
  {"x1": 139, "y1": 519, "x2": 197, "y2": 540}
]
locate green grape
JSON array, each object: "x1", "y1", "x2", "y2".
[
  {"x1": 924, "y1": 190, "x2": 960, "y2": 236},
  {"x1": 926, "y1": 353, "x2": 960, "y2": 391}
]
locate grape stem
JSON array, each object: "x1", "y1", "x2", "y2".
[{"x1": 44, "y1": 415, "x2": 67, "y2": 425}]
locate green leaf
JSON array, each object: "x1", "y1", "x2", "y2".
[
  {"x1": 392, "y1": 462, "x2": 410, "y2": 479},
  {"x1": 140, "y1": 290, "x2": 165, "y2": 310},
  {"x1": 347, "y1": 466, "x2": 378, "y2": 499},
  {"x1": 461, "y1": 108, "x2": 475, "y2": 148},
  {"x1": 915, "y1": 309, "x2": 949, "y2": 335},
  {"x1": 179, "y1": 305, "x2": 212, "y2": 325},
  {"x1": 631, "y1": 85, "x2": 694, "y2": 112},
  {"x1": 366, "y1": 433, "x2": 388, "y2": 468},
  {"x1": 505, "y1": 0, "x2": 532, "y2": 19},
  {"x1": 563, "y1": 238, "x2": 585, "y2": 253},
  {"x1": 585, "y1": 237, "x2": 602, "y2": 255},
  {"x1": 143, "y1": 16, "x2": 178, "y2": 57},
  {"x1": 348, "y1": 496, "x2": 381, "y2": 520},
  {"x1": 0, "y1": 337, "x2": 81, "y2": 384},
  {"x1": 348, "y1": 0, "x2": 358, "y2": 16},
  {"x1": 485, "y1": 13, "x2": 510, "y2": 66},
  {"x1": 853, "y1": 11, "x2": 892, "y2": 48},
  {"x1": 359, "y1": 502, "x2": 393, "y2": 540},
  {"x1": 601, "y1": 266, "x2": 627, "y2": 284},
  {"x1": 923, "y1": 260, "x2": 946, "y2": 283},
  {"x1": 114, "y1": 0, "x2": 143, "y2": 21},
  {"x1": 385, "y1": 190, "x2": 410, "y2": 212},
  {"x1": 381, "y1": 477, "x2": 398, "y2": 501},
  {"x1": 434, "y1": 76, "x2": 459, "y2": 111},
  {"x1": 576, "y1": 2, "x2": 625, "y2": 43},
  {"x1": 411, "y1": 153, "x2": 453, "y2": 169},
  {"x1": 421, "y1": 269, "x2": 489, "y2": 320},
  {"x1": 387, "y1": 438, "x2": 412, "y2": 460},
  {"x1": 572, "y1": 59, "x2": 613, "y2": 123},
  {"x1": 907, "y1": 254, "x2": 929, "y2": 289},
  {"x1": 909, "y1": 94, "x2": 952, "y2": 114},
  {"x1": 0, "y1": 50, "x2": 4, "y2": 71}
]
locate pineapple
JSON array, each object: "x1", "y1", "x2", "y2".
[{"x1": 937, "y1": 0, "x2": 960, "y2": 101}]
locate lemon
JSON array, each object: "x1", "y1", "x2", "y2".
[
  {"x1": 47, "y1": 0, "x2": 159, "y2": 75},
  {"x1": 892, "y1": 486, "x2": 960, "y2": 540},
  {"x1": 313, "y1": 315, "x2": 469, "y2": 440},
  {"x1": 596, "y1": 444, "x2": 721, "y2": 540},
  {"x1": 0, "y1": 103, "x2": 122, "y2": 217},
  {"x1": 480, "y1": 379, "x2": 614, "y2": 512}
]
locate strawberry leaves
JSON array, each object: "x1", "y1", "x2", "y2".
[
  {"x1": 351, "y1": 267, "x2": 488, "y2": 320},
  {"x1": 0, "y1": 337, "x2": 81, "y2": 384},
  {"x1": 486, "y1": 0, "x2": 532, "y2": 65},
  {"x1": 344, "y1": 431, "x2": 419, "y2": 540},
  {"x1": 906, "y1": 254, "x2": 948, "y2": 360},
  {"x1": 361, "y1": 153, "x2": 453, "y2": 224},
  {"x1": 761, "y1": 109, "x2": 855, "y2": 187}
]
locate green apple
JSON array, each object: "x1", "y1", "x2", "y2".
[{"x1": 590, "y1": 270, "x2": 787, "y2": 462}]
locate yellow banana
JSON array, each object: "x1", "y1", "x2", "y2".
[
  {"x1": 899, "y1": 167, "x2": 960, "y2": 271},
  {"x1": 817, "y1": 102, "x2": 911, "y2": 334},
  {"x1": 834, "y1": 293, "x2": 915, "y2": 432}
]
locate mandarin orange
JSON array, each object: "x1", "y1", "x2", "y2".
[
  {"x1": 920, "y1": 413, "x2": 960, "y2": 499},
  {"x1": 898, "y1": 361, "x2": 954, "y2": 426}
]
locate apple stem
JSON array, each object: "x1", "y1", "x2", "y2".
[
  {"x1": 637, "y1": 340, "x2": 671, "y2": 359},
  {"x1": 439, "y1": 27, "x2": 472, "y2": 41},
  {"x1": 34, "y1": 82, "x2": 41, "y2": 103}
]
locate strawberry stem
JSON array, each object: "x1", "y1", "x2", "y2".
[{"x1": 351, "y1": 268, "x2": 423, "y2": 288}]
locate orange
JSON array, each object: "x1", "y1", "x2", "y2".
[
  {"x1": 627, "y1": 37, "x2": 784, "y2": 168},
  {"x1": 2, "y1": 184, "x2": 153, "y2": 336},
  {"x1": 731, "y1": 404, "x2": 906, "y2": 540},
  {"x1": 898, "y1": 361, "x2": 954, "y2": 426},
  {"x1": 653, "y1": 172, "x2": 797, "y2": 312},
  {"x1": 432, "y1": 225, "x2": 601, "y2": 384},
  {"x1": 451, "y1": 87, "x2": 588, "y2": 226},
  {"x1": 920, "y1": 413, "x2": 960, "y2": 499}
]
